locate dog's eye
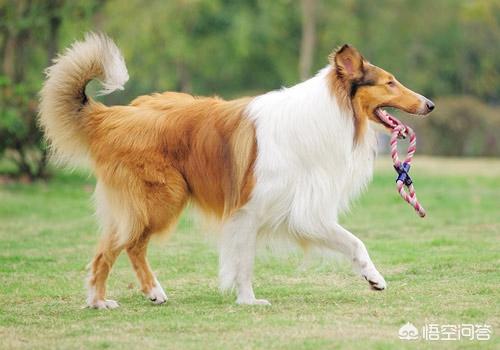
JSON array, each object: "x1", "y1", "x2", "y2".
[{"x1": 387, "y1": 81, "x2": 396, "y2": 87}]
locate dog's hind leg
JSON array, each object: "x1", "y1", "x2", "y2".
[
  {"x1": 86, "y1": 180, "x2": 139, "y2": 309},
  {"x1": 126, "y1": 232, "x2": 168, "y2": 305},
  {"x1": 218, "y1": 210, "x2": 269, "y2": 305},
  {"x1": 126, "y1": 170, "x2": 188, "y2": 305},
  {"x1": 86, "y1": 231, "x2": 124, "y2": 309}
]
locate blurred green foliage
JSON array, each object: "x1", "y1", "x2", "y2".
[
  {"x1": 1, "y1": 0, "x2": 499, "y2": 178},
  {"x1": 0, "y1": 0, "x2": 105, "y2": 179},
  {"x1": 414, "y1": 96, "x2": 500, "y2": 157}
]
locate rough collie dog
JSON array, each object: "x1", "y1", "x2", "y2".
[{"x1": 39, "y1": 33, "x2": 434, "y2": 308}]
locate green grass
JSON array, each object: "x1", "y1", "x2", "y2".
[{"x1": 0, "y1": 156, "x2": 499, "y2": 349}]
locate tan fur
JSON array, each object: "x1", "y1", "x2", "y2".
[
  {"x1": 87, "y1": 232, "x2": 122, "y2": 303},
  {"x1": 327, "y1": 45, "x2": 370, "y2": 142},
  {"x1": 327, "y1": 48, "x2": 353, "y2": 113},
  {"x1": 77, "y1": 95, "x2": 257, "y2": 304},
  {"x1": 80, "y1": 93, "x2": 256, "y2": 243},
  {"x1": 327, "y1": 44, "x2": 426, "y2": 143},
  {"x1": 126, "y1": 233, "x2": 156, "y2": 294},
  {"x1": 39, "y1": 33, "x2": 128, "y2": 166},
  {"x1": 353, "y1": 67, "x2": 424, "y2": 122},
  {"x1": 39, "y1": 35, "x2": 258, "y2": 305},
  {"x1": 327, "y1": 66, "x2": 351, "y2": 112}
]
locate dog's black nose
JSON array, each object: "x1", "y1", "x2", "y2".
[{"x1": 426, "y1": 100, "x2": 435, "y2": 112}]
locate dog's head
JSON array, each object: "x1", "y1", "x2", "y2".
[{"x1": 329, "y1": 44, "x2": 434, "y2": 136}]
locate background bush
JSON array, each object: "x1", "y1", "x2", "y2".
[{"x1": 412, "y1": 96, "x2": 500, "y2": 157}]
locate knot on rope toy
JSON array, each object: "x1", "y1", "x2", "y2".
[
  {"x1": 389, "y1": 122, "x2": 426, "y2": 218},
  {"x1": 394, "y1": 162, "x2": 412, "y2": 186}
]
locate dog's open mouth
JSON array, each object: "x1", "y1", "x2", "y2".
[{"x1": 374, "y1": 108, "x2": 403, "y2": 131}]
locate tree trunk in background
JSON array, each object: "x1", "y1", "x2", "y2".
[
  {"x1": 91, "y1": 0, "x2": 107, "y2": 32},
  {"x1": 176, "y1": 62, "x2": 192, "y2": 93},
  {"x1": 14, "y1": 29, "x2": 30, "y2": 84},
  {"x1": 46, "y1": 1, "x2": 62, "y2": 66},
  {"x1": 299, "y1": 0, "x2": 317, "y2": 81},
  {"x1": 2, "y1": 0, "x2": 31, "y2": 84},
  {"x1": 2, "y1": 34, "x2": 16, "y2": 80},
  {"x1": 36, "y1": 1, "x2": 64, "y2": 179},
  {"x1": 353, "y1": 0, "x2": 372, "y2": 58}
]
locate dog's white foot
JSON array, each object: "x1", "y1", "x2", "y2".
[
  {"x1": 361, "y1": 266, "x2": 386, "y2": 291},
  {"x1": 146, "y1": 281, "x2": 168, "y2": 305},
  {"x1": 86, "y1": 285, "x2": 119, "y2": 309},
  {"x1": 236, "y1": 298, "x2": 271, "y2": 306},
  {"x1": 87, "y1": 299, "x2": 119, "y2": 309}
]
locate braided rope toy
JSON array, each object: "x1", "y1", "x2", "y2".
[{"x1": 377, "y1": 109, "x2": 426, "y2": 218}]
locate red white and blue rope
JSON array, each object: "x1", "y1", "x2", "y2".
[{"x1": 389, "y1": 123, "x2": 426, "y2": 217}]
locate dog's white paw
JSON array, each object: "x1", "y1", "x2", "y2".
[
  {"x1": 236, "y1": 298, "x2": 271, "y2": 306},
  {"x1": 362, "y1": 267, "x2": 387, "y2": 291},
  {"x1": 87, "y1": 299, "x2": 119, "y2": 309},
  {"x1": 146, "y1": 282, "x2": 168, "y2": 305}
]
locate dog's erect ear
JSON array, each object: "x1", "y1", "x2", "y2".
[{"x1": 329, "y1": 44, "x2": 364, "y2": 81}]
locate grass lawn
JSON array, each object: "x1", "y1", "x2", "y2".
[{"x1": 0, "y1": 156, "x2": 499, "y2": 349}]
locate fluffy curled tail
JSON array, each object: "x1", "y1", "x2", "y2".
[{"x1": 39, "y1": 32, "x2": 128, "y2": 165}]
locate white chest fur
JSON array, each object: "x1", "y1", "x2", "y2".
[{"x1": 246, "y1": 67, "x2": 377, "y2": 237}]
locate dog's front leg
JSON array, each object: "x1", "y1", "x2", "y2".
[
  {"x1": 320, "y1": 223, "x2": 386, "y2": 290},
  {"x1": 218, "y1": 210, "x2": 270, "y2": 305}
]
